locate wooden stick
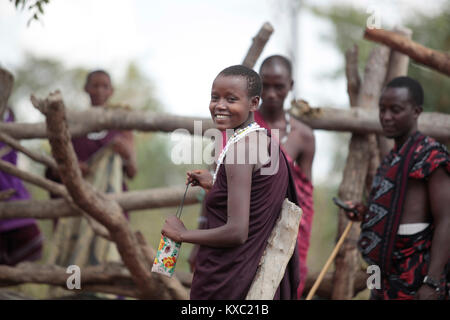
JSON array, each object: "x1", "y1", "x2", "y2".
[
  {"x1": 0, "y1": 131, "x2": 57, "y2": 170},
  {"x1": 364, "y1": 28, "x2": 450, "y2": 77},
  {"x1": 306, "y1": 221, "x2": 353, "y2": 300},
  {"x1": 242, "y1": 22, "x2": 274, "y2": 68}
]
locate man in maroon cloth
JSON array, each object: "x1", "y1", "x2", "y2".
[
  {"x1": 344, "y1": 77, "x2": 450, "y2": 300},
  {"x1": 256, "y1": 55, "x2": 315, "y2": 297},
  {"x1": 0, "y1": 108, "x2": 43, "y2": 265}
]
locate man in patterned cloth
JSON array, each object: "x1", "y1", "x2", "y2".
[{"x1": 344, "y1": 76, "x2": 449, "y2": 300}]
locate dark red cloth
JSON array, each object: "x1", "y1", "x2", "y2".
[
  {"x1": 253, "y1": 110, "x2": 314, "y2": 297},
  {"x1": 359, "y1": 132, "x2": 450, "y2": 299},
  {"x1": 371, "y1": 226, "x2": 448, "y2": 300},
  {"x1": 190, "y1": 145, "x2": 300, "y2": 300},
  {"x1": 0, "y1": 223, "x2": 43, "y2": 266}
]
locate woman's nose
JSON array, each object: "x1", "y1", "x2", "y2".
[{"x1": 216, "y1": 100, "x2": 227, "y2": 110}]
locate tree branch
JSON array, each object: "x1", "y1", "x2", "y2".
[
  {"x1": 242, "y1": 22, "x2": 274, "y2": 68},
  {"x1": 0, "y1": 131, "x2": 57, "y2": 170},
  {"x1": 364, "y1": 28, "x2": 450, "y2": 77},
  {"x1": 0, "y1": 262, "x2": 150, "y2": 299},
  {"x1": 2, "y1": 103, "x2": 450, "y2": 141},
  {"x1": 0, "y1": 186, "x2": 202, "y2": 220},
  {"x1": 32, "y1": 91, "x2": 165, "y2": 299}
]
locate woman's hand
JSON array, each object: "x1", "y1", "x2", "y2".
[
  {"x1": 112, "y1": 132, "x2": 137, "y2": 178},
  {"x1": 161, "y1": 216, "x2": 187, "y2": 243},
  {"x1": 342, "y1": 201, "x2": 366, "y2": 222},
  {"x1": 186, "y1": 169, "x2": 213, "y2": 191}
]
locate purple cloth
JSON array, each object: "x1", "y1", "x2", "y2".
[
  {"x1": 0, "y1": 110, "x2": 35, "y2": 232},
  {"x1": 190, "y1": 148, "x2": 300, "y2": 300},
  {"x1": 71, "y1": 130, "x2": 120, "y2": 163}
]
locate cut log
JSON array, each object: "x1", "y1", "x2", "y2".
[
  {"x1": 2, "y1": 104, "x2": 450, "y2": 141},
  {"x1": 246, "y1": 199, "x2": 302, "y2": 300},
  {"x1": 289, "y1": 102, "x2": 450, "y2": 141},
  {"x1": 242, "y1": 22, "x2": 274, "y2": 68},
  {"x1": 364, "y1": 28, "x2": 450, "y2": 77}
]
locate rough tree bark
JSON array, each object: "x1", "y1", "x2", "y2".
[
  {"x1": 364, "y1": 28, "x2": 450, "y2": 77},
  {"x1": 331, "y1": 45, "x2": 390, "y2": 300}
]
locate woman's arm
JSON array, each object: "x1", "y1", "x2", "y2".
[{"x1": 162, "y1": 140, "x2": 254, "y2": 248}]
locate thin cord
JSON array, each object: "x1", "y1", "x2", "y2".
[{"x1": 176, "y1": 183, "x2": 190, "y2": 219}]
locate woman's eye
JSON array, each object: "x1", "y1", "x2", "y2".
[
  {"x1": 227, "y1": 97, "x2": 237, "y2": 102},
  {"x1": 211, "y1": 96, "x2": 218, "y2": 101}
]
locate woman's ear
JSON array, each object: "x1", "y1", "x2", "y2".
[{"x1": 250, "y1": 96, "x2": 260, "y2": 112}]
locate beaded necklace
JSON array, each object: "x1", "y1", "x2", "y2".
[
  {"x1": 213, "y1": 122, "x2": 265, "y2": 184},
  {"x1": 280, "y1": 112, "x2": 291, "y2": 145}
]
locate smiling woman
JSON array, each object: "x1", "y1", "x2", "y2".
[
  {"x1": 160, "y1": 65, "x2": 301, "y2": 300},
  {"x1": 209, "y1": 67, "x2": 260, "y2": 132}
]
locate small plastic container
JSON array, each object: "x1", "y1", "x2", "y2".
[
  {"x1": 151, "y1": 184, "x2": 189, "y2": 277},
  {"x1": 151, "y1": 235, "x2": 181, "y2": 277}
]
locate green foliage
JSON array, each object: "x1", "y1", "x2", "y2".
[{"x1": 10, "y1": 0, "x2": 50, "y2": 25}]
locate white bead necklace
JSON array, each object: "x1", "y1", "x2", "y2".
[
  {"x1": 281, "y1": 112, "x2": 291, "y2": 145},
  {"x1": 213, "y1": 122, "x2": 265, "y2": 184}
]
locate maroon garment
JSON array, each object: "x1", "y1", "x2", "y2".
[
  {"x1": 71, "y1": 130, "x2": 120, "y2": 163},
  {"x1": 254, "y1": 110, "x2": 314, "y2": 297},
  {"x1": 0, "y1": 218, "x2": 43, "y2": 266},
  {"x1": 190, "y1": 147, "x2": 300, "y2": 300}
]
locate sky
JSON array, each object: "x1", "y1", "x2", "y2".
[{"x1": 1, "y1": 0, "x2": 446, "y2": 184}]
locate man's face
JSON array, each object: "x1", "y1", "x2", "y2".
[
  {"x1": 379, "y1": 87, "x2": 421, "y2": 139},
  {"x1": 260, "y1": 64, "x2": 293, "y2": 111},
  {"x1": 209, "y1": 75, "x2": 258, "y2": 131},
  {"x1": 84, "y1": 73, "x2": 113, "y2": 107}
]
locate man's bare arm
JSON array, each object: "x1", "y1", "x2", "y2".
[{"x1": 427, "y1": 167, "x2": 450, "y2": 279}]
